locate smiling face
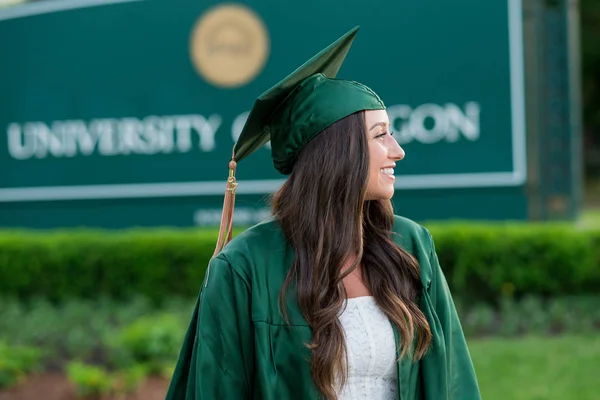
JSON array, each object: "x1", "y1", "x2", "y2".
[{"x1": 364, "y1": 109, "x2": 405, "y2": 201}]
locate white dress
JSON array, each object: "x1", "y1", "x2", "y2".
[{"x1": 335, "y1": 296, "x2": 398, "y2": 400}]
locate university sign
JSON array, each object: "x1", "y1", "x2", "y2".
[
  {"x1": 0, "y1": 0, "x2": 528, "y2": 226},
  {"x1": 6, "y1": 104, "x2": 479, "y2": 161}
]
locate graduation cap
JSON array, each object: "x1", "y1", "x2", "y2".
[{"x1": 211, "y1": 25, "x2": 386, "y2": 259}]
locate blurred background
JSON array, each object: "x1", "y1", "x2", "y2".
[{"x1": 0, "y1": 0, "x2": 598, "y2": 399}]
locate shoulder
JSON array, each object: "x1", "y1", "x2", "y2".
[
  {"x1": 391, "y1": 215, "x2": 441, "y2": 286},
  {"x1": 391, "y1": 214, "x2": 434, "y2": 255},
  {"x1": 210, "y1": 217, "x2": 290, "y2": 282},
  {"x1": 223, "y1": 217, "x2": 287, "y2": 255}
]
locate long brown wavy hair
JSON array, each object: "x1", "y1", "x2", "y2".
[{"x1": 271, "y1": 110, "x2": 433, "y2": 399}]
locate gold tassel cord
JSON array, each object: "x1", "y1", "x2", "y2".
[
  {"x1": 212, "y1": 159, "x2": 238, "y2": 257},
  {"x1": 206, "y1": 158, "x2": 238, "y2": 287}
]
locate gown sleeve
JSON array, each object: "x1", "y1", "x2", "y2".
[
  {"x1": 165, "y1": 254, "x2": 254, "y2": 400},
  {"x1": 420, "y1": 229, "x2": 482, "y2": 400}
]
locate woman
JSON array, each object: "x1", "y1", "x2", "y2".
[{"x1": 166, "y1": 26, "x2": 481, "y2": 400}]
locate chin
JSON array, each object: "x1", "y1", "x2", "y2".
[
  {"x1": 371, "y1": 190, "x2": 395, "y2": 201},
  {"x1": 364, "y1": 184, "x2": 396, "y2": 201}
]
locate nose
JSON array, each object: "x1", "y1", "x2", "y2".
[{"x1": 389, "y1": 138, "x2": 405, "y2": 161}]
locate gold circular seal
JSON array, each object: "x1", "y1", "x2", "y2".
[{"x1": 190, "y1": 4, "x2": 270, "y2": 88}]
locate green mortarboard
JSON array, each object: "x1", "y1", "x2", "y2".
[
  {"x1": 210, "y1": 25, "x2": 386, "y2": 260},
  {"x1": 233, "y1": 25, "x2": 386, "y2": 175}
]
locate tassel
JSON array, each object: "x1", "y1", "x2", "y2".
[
  {"x1": 206, "y1": 157, "x2": 238, "y2": 287},
  {"x1": 212, "y1": 159, "x2": 238, "y2": 257}
]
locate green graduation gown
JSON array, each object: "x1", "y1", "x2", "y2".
[{"x1": 165, "y1": 215, "x2": 481, "y2": 399}]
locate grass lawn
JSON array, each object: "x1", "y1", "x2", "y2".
[{"x1": 469, "y1": 334, "x2": 600, "y2": 400}]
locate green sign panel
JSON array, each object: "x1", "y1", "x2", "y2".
[{"x1": 0, "y1": 0, "x2": 527, "y2": 227}]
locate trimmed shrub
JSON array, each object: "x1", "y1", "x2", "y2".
[
  {"x1": 427, "y1": 223, "x2": 600, "y2": 304},
  {"x1": 0, "y1": 228, "x2": 222, "y2": 303},
  {"x1": 0, "y1": 223, "x2": 598, "y2": 304}
]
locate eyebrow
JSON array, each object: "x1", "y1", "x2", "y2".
[{"x1": 369, "y1": 122, "x2": 388, "y2": 131}]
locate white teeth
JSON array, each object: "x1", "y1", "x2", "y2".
[{"x1": 381, "y1": 168, "x2": 394, "y2": 175}]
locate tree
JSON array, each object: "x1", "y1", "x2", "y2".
[{"x1": 581, "y1": 0, "x2": 600, "y2": 178}]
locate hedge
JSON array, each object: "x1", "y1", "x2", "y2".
[
  {"x1": 0, "y1": 223, "x2": 598, "y2": 304},
  {"x1": 427, "y1": 223, "x2": 600, "y2": 304}
]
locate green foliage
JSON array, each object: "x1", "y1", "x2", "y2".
[
  {"x1": 0, "y1": 295, "x2": 194, "y2": 373},
  {"x1": 0, "y1": 224, "x2": 598, "y2": 305},
  {"x1": 0, "y1": 341, "x2": 43, "y2": 390},
  {"x1": 107, "y1": 313, "x2": 187, "y2": 376},
  {"x1": 66, "y1": 361, "x2": 147, "y2": 399},
  {"x1": 66, "y1": 362, "x2": 113, "y2": 399},
  {"x1": 456, "y1": 294, "x2": 600, "y2": 338}
]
